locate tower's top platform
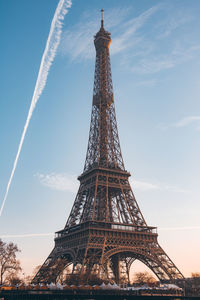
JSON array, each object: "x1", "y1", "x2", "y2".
[{"x1": 94, "y1": 9, "x2": 111, "y2": 49}]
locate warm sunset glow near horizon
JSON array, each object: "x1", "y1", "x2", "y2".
[{"x1": 1, "y1": 0, "x2": 200, "y2": 280}]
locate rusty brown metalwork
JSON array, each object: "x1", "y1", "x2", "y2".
[{"x1": 32, "y1": 13, "x2": 184, "y2": 285}]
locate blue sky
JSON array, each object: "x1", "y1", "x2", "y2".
[{"x1": 0, "y1": 0, "x2": 200, "y2": 278}]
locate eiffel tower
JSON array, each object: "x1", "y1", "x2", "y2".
[{"x1": 33, "y1": 10, "x2": 184, "y2": 284}]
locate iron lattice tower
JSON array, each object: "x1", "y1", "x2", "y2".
[{"x1": 33, "y1": 11, "x2": 184, "y2": 284}]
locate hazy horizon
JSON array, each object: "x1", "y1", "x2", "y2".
[{"x1": 1, "y1": 0, "x2": 200, "y2": 279}]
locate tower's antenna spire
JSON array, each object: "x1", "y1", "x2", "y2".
[{"x1": 101, "y1": 9, "x2": 104, "y2": 28}]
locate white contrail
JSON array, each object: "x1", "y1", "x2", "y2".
[
  {"x1": 1, "y1": 226, "x2": 200, "y2": 240},
  {"x1": 0, "y1": 0, "x2": 72, "y2": 217},
  {"x1": 1, "y1": 233, "x2": 54, "y2": 238},
  {"x1": 159, "y1": 226, "x2": 200, "y2": 231}
]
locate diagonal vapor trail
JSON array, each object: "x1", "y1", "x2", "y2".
[
  {"x1": 159, "y1": 226, "x2": 200, "y2": 231},
  {"x1": 1, "y1": 226, "x2": 200, "y2": 240},
  {"x1": 1, "y1": 233, "x2": 54, "y2": 238},
  {"x1": 0, "y1": 0, "x2": 72, "y2": 217}
]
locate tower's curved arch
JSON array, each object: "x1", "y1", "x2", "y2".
[
  {"x1": 102, "y1": 247, "x2": 171, "y2": 282},
  {"x1": 34, "y1": 249, "x2": 75, "y2": 284}
]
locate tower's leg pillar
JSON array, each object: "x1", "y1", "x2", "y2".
[
  {"x1": 111, "y1": 254, "x2": 120, "y2": 284},
  {"x1": 126, "y1": 260, "x2": 130, "y2": 285}
]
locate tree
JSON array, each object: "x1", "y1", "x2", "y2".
[
  {"x1": 0, "y1": 239, "x2": 21, "y2": 285},
  {"x1": 133, "y1": 271, "x2": 156, "y2": 285},
  {"x1": 57, "y1": 265, "x2": 72, "y2": 284},
  {"x1": 32, "y1": 265, "x2": 42, "y2": 278},
  {"x1": 191, "y1": 273, "x2": 200, "y2": 278},
  {"x1": 7, "y1": 274, "x2": 23, "y2": 286}
]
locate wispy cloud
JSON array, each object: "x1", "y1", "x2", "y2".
[
  {"x1": 130, "y1": 178, "x2": 189, "y2": 193},
  {"x1": 60, "y1": 4, "x2": 200, "y2": 75},
  {"x1": 134, "y1": 79, "x2": 158, "y2": 87},
  {"x1": 132, "y1": 57, "x2": 175, "y2": 74},
  {"x1": 160, "y1": 116, "x2": 200, "y2": 131},
  {"x1": 157, "y1": 13, "x2": 192, "y2": 39},
  {"x1": 37, "y1": 173, "x2": 189, "y2": 194},
  {"x1": 60, "y1": 5, "x2": 162, "y2": 60},
  {"x1": 110, "y1": 5, "x2": 160, "y2": 55},
  {"x1": 60, "y1": 7, "x2": 131, "y2": 60},
  {"x1": 174, "y1": 116, "x2": 200, "y2": 127},
  {"x1": 160, "y1": 184, "x2": 189, "y2": 194},
  {"x1": 36, "y1": 173, "x2": 78, "y2": 193},
  {"x1": 132, "y1": 44, "x2": 200, "y2": 74},
  {"x1": 132, "y1": 179, "x2": 160, "y2": 191}
]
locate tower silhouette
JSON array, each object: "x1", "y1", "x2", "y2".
[{"x1": 33, "y1": 11, "x2": 184, "y2": 284}]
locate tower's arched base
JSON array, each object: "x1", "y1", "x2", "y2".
[{"x1": 32, "y1": 221, "x2": 184, "y2": 284}]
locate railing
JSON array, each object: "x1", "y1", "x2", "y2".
[
  {"x1": 111, "y1": 224, "x2": 157, "y2": 234},
  {"x1": 55, "y1": 221, "x2": 157, "y2": 238}
]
